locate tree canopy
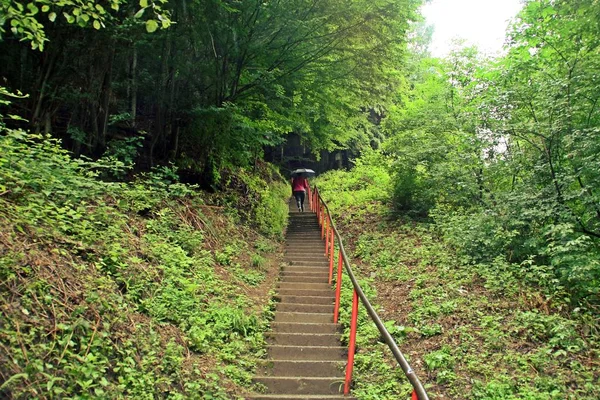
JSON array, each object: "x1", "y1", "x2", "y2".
[
  {"x1": 379, "y1": 0, "x2": 600, "y2": 308},
  {"x1": 0, "y1": 0, "x2": 422, "y2": 183}
]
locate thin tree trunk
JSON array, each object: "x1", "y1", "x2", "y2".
[
  {"x1": 131, "y1": 45, "x2": 138, "y2": 128},
  {"x1": 31, "y1": 53, "x2": 57, "y2": 131},
  {"x1": 99, "y1": 46, "x2": 115, "y2": 150}
]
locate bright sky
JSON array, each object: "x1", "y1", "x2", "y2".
[{"x1": 421, "y1": 0, "x2": 524, "y2": 57}]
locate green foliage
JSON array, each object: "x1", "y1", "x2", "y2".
[
  {"x1": 0, "y1": 0, "x2": 422, "y2": 181},
  {"x1": 317, "y1": 164, "x2": 600, "y2": 399},
  {"x1": 0, "y1": 128, "x2": 279, "y2": 398},
  {"x1": 0, "y1": 0, "x2": 172, "y2": 50},
  {"x1": 216, "y1": 165, "x2": 290, "y2": 240},
  {"x1": 316, "y1": 150, "x2": 392, "y2": 217},
  {"x1": 103, "y1": 134, "x2": 144, "y2": 171},
  {"x1": 379, "y1": 0, "x2": 600, "y2": 310}
]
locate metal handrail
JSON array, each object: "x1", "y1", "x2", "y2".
[{"x1": 310, "y1": 185, "x2": 429, "y2": 400}]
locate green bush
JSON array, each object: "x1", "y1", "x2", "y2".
[{"x1": 316, "y1": 149, "x2": 392, "y2": 216}]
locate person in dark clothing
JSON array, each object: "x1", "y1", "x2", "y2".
[{"x1": 291, "y1": 175, "x2": 310, "y2": 212}]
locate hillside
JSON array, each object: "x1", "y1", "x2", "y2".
[
  {"x1": 0, "y1": 132, "x2": 289, "y2": 398},
  {"x1": 316, "y1": 161, "x2": 600, "y2": 399}
]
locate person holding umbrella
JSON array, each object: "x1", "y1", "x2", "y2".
[{"x1": 291, "y1": 168, "x2": 314, "y2": 212}]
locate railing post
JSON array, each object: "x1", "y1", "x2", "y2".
[
  {"x1": 325, "y1": 220, "x2": 330, "y2": 257},
  {"x1": 328, "y1": 227, "x2": 335, "y2": 281},
  {"x1": 316, "y1": 191, "x2": 320, "y2": 216},
  {"x1": 328, "y1": 230, "x2": 335, "y2": 284},
  {"x1": 321, "y1": 208, "x2": 326, "y2": 239},
  {"x1": 318, "y1": 204, "x2": 322, "y2": 227},
  {"x1": 344, "y1": 289, "x2": 359, "y2": 395},
  {"x1": 334, "y1": 250, "x2": 343, "y2": 323}
]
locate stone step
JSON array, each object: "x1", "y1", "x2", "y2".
[
  {"x1": 278, "y1": 282, "x2": 331, "y2": 291},
  {"x1": 285, "y1": 241, "x2": 325, "y2": 245},
  {"x1": 274, "y1": 312, "x2": 333, "y2": 324},
  {"x1": 284, "y1": 260, "x2": 329, "y2": 266},
  {"x1": 267, "y1": 333, "x2": 340, "y2": 347},
  {"x1": 280, "y1": 276, "x2": 329, "y2": 283},
  {"x1": 286, "y1": 236, "x2": 323, "y2": 239},
  {"x1": 285, "y1": 260, "x2": 329, "y2": 267},
  {"x1": 279, "y1": 276, "x2": 327, "y2": 284},
  {"x1": 285, "y1": 252, "x2": 328, "y2": 258},
  {"x1": 281, "y1": 269, "x2": 329, "y2": 276},
  {"x1": 284, "y1": 260, "x2": 329, "y2": 267},
  {"x1": 276, "y1": 295, "x2": 334, "y2": 305},
  {"x1": 253, "y1": 377, "x2": 345, "y2": 395},
  {"x1": 285, "y1": 234, "x2": 324, "y2": 238},
  {"x1": 276, "y1": 302, "x2": 334, "y2": 314},
  {"x1": 277, "y1": 288, "x2": 333, "y2": 297},
  {"x1": 279, "y1": 271, "x2": 329, "y2": 283},
  {"x1": 250, "y1": 395, "x2": 355, "y2": 400},
  {"x1": 285, "y1": 243, "x2": 325, "y2": 248},
  {"x1": 257, "y1": 360, "x2": 345, "y2": 377},
  {"x1": 281, "y1": 266, "x2": 329, "y2": 274},
  {"x1": 282, "y1": 261, "x2": 329, "y2": 272},
  {"x1": 270, "y1": 322, "x2": 339, "y2": 334},
  {"x1": 267, "y1": 345, "x2": 346, "y2": 360},
  {"x1": 285, "y1": 248, "x2": 327, "y2": 253},
  {"x1": 285, "y1": 248, "x2": 326, "y2": 253}
]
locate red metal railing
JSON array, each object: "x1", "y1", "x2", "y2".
[{"x1": 310, "y1": 186, "x2": 429, "y2": 400}]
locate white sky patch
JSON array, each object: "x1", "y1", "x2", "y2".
[{"x1": 421, "y1": 0, "x2": 524, "y2": 57}]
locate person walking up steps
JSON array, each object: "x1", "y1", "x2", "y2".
[{"x1": 291, "y1": 174, "x2": 310, "y2": 212}]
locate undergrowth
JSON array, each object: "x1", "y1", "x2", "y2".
[
  {"x1": 0, "y1": 131, "x2": 288, "y2": 398},
  {"x1": 316, "y1": 166, "x2": 600, "y2": 399}
]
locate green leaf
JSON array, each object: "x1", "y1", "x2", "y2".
[
  {"x1": 145, "y1": 19, "x2": 158, "y2": 33},
  {"x1": 48, "y1": 12, "x2": 56, "y2": 22},
  {"x1": 134, "y1": 8, "x2": 145, "y2": 19},
  {"x1": 140, "y1": 0, "x2": 149, "y2": 8},
  {"x1": 0, "y1": 373, "x2": 29, "y2": 390},
  {"x1": 93, "y1": 20, "x2": 101, "y2": 30},
  {"x1": 26, "y1": 3, "x2": 39, "y2": 16},
  {"x1": 63, "y1": 12, "x2": 75, "y2": 24}
]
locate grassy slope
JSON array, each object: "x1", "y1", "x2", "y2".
[
  {"x1": 0, "y1": 132, "x2": 289, "y2": 399},
  {"x1": 316, "y1": 166, "x2": 599, "y2": 400}
]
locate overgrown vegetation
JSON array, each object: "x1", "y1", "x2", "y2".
[
  {"x1": 316, "y1": 153, "x2": 600, "y2": 399},
  {"x1": 383, "y1": 0, "x2": 600, "y2": 311},
  {"x1": 0, "y1": 129, "x2": 288, "y2": 398}
]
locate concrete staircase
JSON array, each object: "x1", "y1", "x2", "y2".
[{"x1": 251, "y1": 203, "x2": 355, "y2": 399}]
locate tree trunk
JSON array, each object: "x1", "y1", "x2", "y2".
[
  {"x1": 130, "y1": 45, "x2": 138, "y2": 128},
  {"x1": 99, "y1": 46, "x2": 115, "y2": 151},
  {"x1": 31, "y1": 52, "x2": 57, "y2": 132}
]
